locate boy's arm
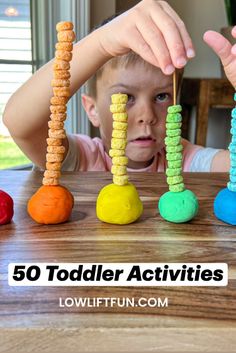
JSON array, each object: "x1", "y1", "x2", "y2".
[
  {"x1": 211, "y1": 150, "x2": 230, "y2": 172},
  {"x1": 3, "y1": 0, "x2": 194, "y2": 168}
]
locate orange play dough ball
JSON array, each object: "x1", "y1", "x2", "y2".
[{"x1": 27, "y1": 185, "x2": 74, "y2": 224}]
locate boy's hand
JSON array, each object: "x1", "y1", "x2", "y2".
[
  {"x1": 203, "y1": 29, "x2": 236, "y2": 88},
  {"x1": 97, "y1": 0, "x2": 195, "y2": 75}
]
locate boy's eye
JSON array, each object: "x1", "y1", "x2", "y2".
[
  {"x1": 155, "y1": 93, "x2": 170, "y2": 102},
  {"x1": 127, "y1": 94, "x2": 135, "y2": 103}
]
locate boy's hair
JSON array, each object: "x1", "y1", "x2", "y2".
[
  {"x1": 87, "y1": 52, "x2": 162, "y2": 98},
  {"x1": 87, "y1": 13, "x2": 183, "y2": 98}
]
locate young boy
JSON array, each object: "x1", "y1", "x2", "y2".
[{"x1": 3, "y1": 0, "x2": 235, "y2": 172}]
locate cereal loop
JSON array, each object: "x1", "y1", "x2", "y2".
[
  {"x1": 46, "y1": 162, "x2": 62, "y2": 171},
  {"x1": 111, "y1": 94, "x2": 128, "y2": 104},
  {"x1": 109, "y1": 94, "x2": 129, "y2": 186},
  {"x1": 109, "y1": 149, "x2": 125, "y2": 157},
  {"x1": 50, "y1": 113, "x2": 67, "y2": 121},
  {"x1": 47, "y1": 145, "x2": 65, "y2": 154},
  {"x1": 42, "y1": 177, "x2": 59, "y2": 186},
  {"x1": 50, "y1": 105, "x2": 67, "y2": 114},
  {"x1": 56, "y1": 22, "x2": 74, "y2": 32},
  {"x1": 51, "y1": 79, "x2": 70, "y2": 87},
  {"x1": 48, "y1": 120, "x2": 65, "y2": 130},
  {"x1": 112, "y1": 113, "x2": 128, "y2": 122},
  {"x1": 55, "y1": 50, "x2": 72, "y2": 62},
  {"x1": 47, "y1": 138, "x2": 63, "y2": 146},
  {"x1": 112, "y1": 130, "x2": 127, "y2": 139},
  {"x1": 48, "y1": 129, "x2": 66, "y2": 139},
  {"x1": 57, "y1": 30, "x2": 76, "y2": 43},
  {"x1": 110, "y1": 104, "x2": 127, "y2": 113},
  {"x1": 56, "y1": 42, "x2": 73, "y2": 52},
  {"x1": 111, "y1": 138, "x2": 127, "y2": 150},
  {"x1": 113, "y1": 175, "x2": 129, "y2": 186},
  {"x1": 112, "y1": 156, "x2": 128, "y2": 166},
  {"x1": 50, "y1": 96, "x2": 68, "y2": 105},
  {"x1": 53, "y1": 70, "x2": 71, "y2": 79},
  {"x1": 53, "y1": 87, "x2": 70, "y2": 97},
  {"x1": 46, "y1": 153, "x2": 64, "y2": 162},
  {"x1": 53, "y1": 59, "x2": 70, "y2": 70},
  {"x1": 44, "y1": 170, "x2": 61, "y2": 179},
  {"x1": 113, "y1": 121, "x2": 128, "y2": 131}
]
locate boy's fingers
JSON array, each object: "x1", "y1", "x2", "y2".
[
  {"x1": 159, "y1": 1, "x2": 195, "y2": 58},
  {"x1": 231, "y1": 27, "x2": 236, "y2": 54},
  {"x1": 232, "y1": 44, "x2": 236, "y2": 55},
  {"x1": 203, "y1": 30, "x2": 234, "y2": 68},
  {"x1": 231, "y1": 26, "x2": 236, "y2": 38},
  {"x1": 149, "y1": 4, "x2": 187, "y2": 68},
  {"x1": 135, "y1": 15, "x2": 174, "y2": 74},
  {"x1": 128, "y1": 27, "x2": 161, "y2": 68}
]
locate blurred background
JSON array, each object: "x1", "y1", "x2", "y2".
[{"x1": 0, "y1": 0, "x2": 233, "y2": 169}]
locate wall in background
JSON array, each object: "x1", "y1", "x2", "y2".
[
  {"x1": 90, "y1": 0, "x2": 115, "y2": 27},
  {"x1": 167, "y1": 0, "x2": 227, "y2": 78},
  {"x1": 167, "y1": 0, "x2": 231, "y2": 149},
  {"x1": 116, "y1": 0, "x2": 138, "y2": 12}
]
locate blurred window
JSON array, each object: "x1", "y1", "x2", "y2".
[{"x1": 0, "y1": 0, "x2": 32, "y2": 169}]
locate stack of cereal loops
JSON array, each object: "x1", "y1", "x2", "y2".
[
  {"x1": 158, "y1": 71, "x2": 198, "y2": 224},
  {"x1": 27, "y1": 22, "x2": 75, "y2": 225},
  {"x1": 44, "y1": 21, "x2": 75, "y2": 186},
  {"x1": 109, "y1": 94, "x2": 129, "y2": 186},
  {"x1": 96, "y1": 93, "x2": 143, "y2": 225},
  {"x1": 165, "y1": 104, "x2": 184, "y2": 192},
  {"x1": 214, "y1": 94, "x2": 236, "y2": 225},
  {"x1": 228, "y1": 102, "x2": 236, "y2": 192}
]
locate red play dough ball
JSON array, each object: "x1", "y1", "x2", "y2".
[{"x1": 0, "y1": 190, "x2": 14, "y2": 225}]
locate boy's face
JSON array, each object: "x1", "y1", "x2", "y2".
[{"x1": 95, "y1": 61, "x2": 173, "y2": 169}]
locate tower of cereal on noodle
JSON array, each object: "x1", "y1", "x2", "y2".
[
  {"x1": 214, "y1": 92, "x2": 236, "y2": 225},
  {"x1": 158, "y1": 71, "x2": 198, "y2": 223},
  {"x1": 27, "y1": 22, "x2": 75, "y2": 224},
  {"x1": 96, "y1": 93, "x2": 143, "y2": 224}
]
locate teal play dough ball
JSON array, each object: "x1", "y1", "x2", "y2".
[
  {"x1": 158, "y1": 189, "x2": 199, "y2": 223},
  {"x1": 214, "y1": 187, "x2": 236, "y2": 225}
]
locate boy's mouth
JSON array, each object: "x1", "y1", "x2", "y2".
[{"x1": 130, "y1": 135, "x2": 156, "y2": 147}]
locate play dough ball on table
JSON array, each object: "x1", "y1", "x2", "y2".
[
  {"x1": 96, "y1": 183, "x2": 143, "y2": 225},
  {"x1": 27, "y1": 185, "x2": 74, "y2": 224},
  {"x1": 0, "y1": 190, "x2": 14, "y2": 225},
  {"x1": 158, "y1": 189, "x2": 198, "y2": 223},
  {"x1": 214, "y1": 187, "x2": 236, "y2": 225}
]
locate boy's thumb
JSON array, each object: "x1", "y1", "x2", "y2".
[{"x1": 203, "y1": 30, "x2": 234, "y2": 68}]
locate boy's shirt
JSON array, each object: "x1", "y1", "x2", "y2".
[{"x1": 60, "y1": 134, "x2": 221, "y2": 172}]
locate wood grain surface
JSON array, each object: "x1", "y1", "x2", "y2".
[{"x1": 0, "y1": 171, "x2": 236, "y2": 353}]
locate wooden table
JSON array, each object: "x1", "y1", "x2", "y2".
[{"x1": 1, "y1": 171, "x2": 236, "y2": 353}]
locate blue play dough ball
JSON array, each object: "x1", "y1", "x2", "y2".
[{"x1": 214, "y1": 187, "x2": 236, "y2": 225}]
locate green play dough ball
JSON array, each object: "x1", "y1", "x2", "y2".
[{"x1": 158, "y1": 189, "x2": 198, "y2": 223}]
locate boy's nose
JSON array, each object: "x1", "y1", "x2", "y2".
[{"x1": 136, "y1": 105, "x2": 157, "y2": 125}]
